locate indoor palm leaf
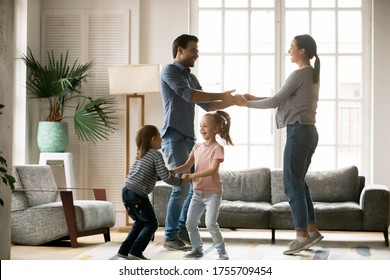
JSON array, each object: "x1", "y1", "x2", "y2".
[
  {"x1": 21, "y1": 47, "x2": 117, "y2": 143},
  {"x1": 74, "y1": 97, "x2": 117, "y2": 144}
]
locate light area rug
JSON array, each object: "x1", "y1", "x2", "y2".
[{"x1": 72, "y1": 229, "x2": 390, "y2": 260}]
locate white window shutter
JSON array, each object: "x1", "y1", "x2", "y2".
[
  {"x1": 86, "y1": 10, "x2": 130, "y2": 209},
  {"x1": 41, "y1": 9, "x2": 130, "y2": 210},
  {"x1": 41, "y1": 9, "x2": 85, "y2": 195}
]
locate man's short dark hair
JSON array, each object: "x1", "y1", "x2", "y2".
[{"x1": 172, "y1": 34, "x2": 199, "y2": 59}]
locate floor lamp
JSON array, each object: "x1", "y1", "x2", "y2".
[{"x1": 108, "y1": 64, "x2": 161, "y2": 229}]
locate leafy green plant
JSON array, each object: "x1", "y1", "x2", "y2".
[
  {"x1": 21, "y1": 47, "x2": 116, "y2": 143},
  {"x1": 0, "y1": 104, "x2": 16, "y2": 207}
]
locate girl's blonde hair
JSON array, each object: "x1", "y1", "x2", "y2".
[
  {"x1": 204, "y1": 110, "x2": 233, "y2": 146},
  {"x1": 135, "y1": 125, "x2": 159, "y2": 159}
]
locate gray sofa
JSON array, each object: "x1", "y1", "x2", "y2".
[
  {"x1": 150, "y1": 166, "x2": 390, "y2": 246},
  {"x1": 11, "y1": 165, "x2": 116, "y2": 248}
]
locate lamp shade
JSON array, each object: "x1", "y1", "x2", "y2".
[{"x1": 108, "y1": 64, "x2": 161, "y2": 94}]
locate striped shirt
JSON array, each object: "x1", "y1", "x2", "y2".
[{"x1": 124, "y1": 149, "x2": 182, "y2": 198}]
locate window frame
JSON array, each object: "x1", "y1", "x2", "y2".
[{"x1": 190, "y1": 0, "x2": 371, "y2": 178}]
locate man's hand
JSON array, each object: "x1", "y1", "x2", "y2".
[
  {"x1": 221, "y1": 89, "x2": 237, "y2": 105},
  {"x1": 235, "y1": 94, "x2": 248, "y2": 106}
]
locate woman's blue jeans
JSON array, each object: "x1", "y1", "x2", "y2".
[
  {"x1": 283, "y1": 122, "x2": 319, "y2": 231},
  {"x1": 118, "y1": 188, "x2": 158, "y2": 257},
  {"x1": 162, "y1": 128, "x2": 195, "y2": 241}
]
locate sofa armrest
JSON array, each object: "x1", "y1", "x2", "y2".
[
  {"x1": 59, "y1": 189, "x2": 113, "y2": 248},
  {"x1": 150, "y1": 182, "x2": 173, "y2": 226},
  {"x1": 360, "y1": 184, "x2": 390, "y2": 230}
]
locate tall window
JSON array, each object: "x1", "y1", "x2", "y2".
[{"x1": 191, "y1": 0, "x2": 370, "y2": 174}]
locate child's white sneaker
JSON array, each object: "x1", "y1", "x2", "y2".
[
  {"x1": 184, "y1": 248, "x2": 203, "y2": 258},
  {"x1": 218, "y1": 251, "x2": 229, "y2": 260}
]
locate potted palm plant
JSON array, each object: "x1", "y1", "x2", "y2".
[{"x1": 21, "y1": 47, "x2": 116, "y2": 152}]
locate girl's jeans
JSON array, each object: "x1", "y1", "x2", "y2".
[
  {"x1": 186, "y1": 192, "x2": 226, "y2": 254},
  {"x1": 118, "y1": 188, "x2": 158, "y2": 257},
  {"x1": 283, "y1": 122, "x2": 319, "y2": 231}
]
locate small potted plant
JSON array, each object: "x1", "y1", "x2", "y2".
[{"x1": 21, "y1": 48, "x2": 116, "y2": 152}]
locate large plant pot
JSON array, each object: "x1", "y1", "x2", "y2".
[{"x1": 37, "y1": 121, "x2": 69, "y2": 152}]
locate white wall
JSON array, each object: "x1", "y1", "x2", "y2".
[
  {"x1": 13, "y1": 0, "x2": 44, "y2": 166},
  {"x1": 139, "y1": 0, "x2": 189, "y2": 131},
  {"x1": 372, "y1": 0, "x2": 390, "y2": 188}
]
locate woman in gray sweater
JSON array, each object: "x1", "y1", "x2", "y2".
[{"x1": 238, "y1": 34, "x2": 323, "y2": 255}]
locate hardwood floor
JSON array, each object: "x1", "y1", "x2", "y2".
[
  {"x1": 10, "y1": 227, "x2": 389, "y2": 260},
  {"x1": 10, "y1": 228, "x2": 127, "y2": 260}
]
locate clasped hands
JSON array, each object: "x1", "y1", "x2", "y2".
[
  {"x1": 170, "y1": 170, "x2": 192, "y2": 184},
  {"x1": 222, "y1": 90, "x2": 258, "y2": 107},
  {"x1": 181, "y1": 173, "x2": 192, "y2": 182}
]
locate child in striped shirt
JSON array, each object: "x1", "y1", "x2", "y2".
[{"x1": 117, "y1": 125, "x2": 187, "y2": 260}]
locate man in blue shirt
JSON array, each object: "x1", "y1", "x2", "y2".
[{"x1": 160, "y1": 34, "x2": 237, "y2": 250}]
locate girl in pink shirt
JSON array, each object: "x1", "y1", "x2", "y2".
[{"x1": 171, "y1": 110, "x2": 233, "y2": 260}]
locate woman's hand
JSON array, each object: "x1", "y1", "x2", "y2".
[
  {"x1": 235, "y1": 94, "x2": 248, "y2": 106},
  {"x1": 243, "y1": 93, "x2": 259, "y2": 101}
]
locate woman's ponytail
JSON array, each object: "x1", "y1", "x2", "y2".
[{"x1": 313, "y1": 54, "x2": 320, "y2": 83}]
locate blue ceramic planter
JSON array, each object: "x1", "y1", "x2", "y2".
[{"x1": 36, "y1": 121, "x2": 69, "y2": 152}]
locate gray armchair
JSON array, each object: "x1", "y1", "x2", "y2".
[{"x1": 11, "y1": 165, "x2": 116, "y2": 248}]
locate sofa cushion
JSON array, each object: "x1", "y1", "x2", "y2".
[
  {"x1": 73, "y1": 200, "x2": 116, "y2": 231},
  {"x1": 14, "y1": 165, "x2": 59, "y2": 207},
  {"x1": 271, "y1": 166, "x2": 360, "y2": 204},
  {"x1": 220, "y1": 168, "x2": 271, "y2": 202},
  {"x1": 269, "y1": 201, "x2": 362, "y2": 230},
  {"x1": 307, "y1": 166, "x2": 360, "y2": 203},
  {"x1": 313, "y1": 201, "x2": 363, "y2": 230},
  {"x1": 218, "y1": 200, "x2": 271, "y2": 229}
]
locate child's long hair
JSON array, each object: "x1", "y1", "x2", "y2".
[
  {"x1": 135, "y1": 125, "x2": 159, "y2": 159},
  {"x1": 204, "y1": 110, "x2": 233, "y2": 146}
]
